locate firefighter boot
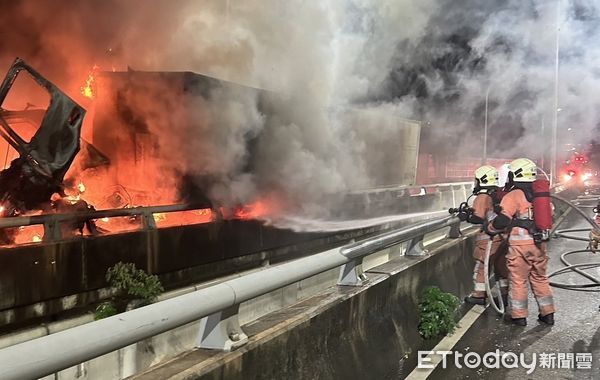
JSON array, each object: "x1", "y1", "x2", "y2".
[
  {"x1": 464, "y1": 295, "x2": 486, "y2": 305},
  {"x1": 538, "y1": 313, "x2": 555, "y2": 325}
]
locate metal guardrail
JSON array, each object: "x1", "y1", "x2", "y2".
[
  {"x1": 0, "y1": 181, "x2": 471, "y2": 244},
  {"x1": 0, "y1": 203, "x2": 212, "y2": 243},
  {"x1": 0, "y1": 203, "x2": 194, "y2": 229},
  {"x1": 0, "y1": 204, "x2": 213, "y2": 242},
  {"x1": 0, "y1": 214, "x2": 462, "y2": 380}
]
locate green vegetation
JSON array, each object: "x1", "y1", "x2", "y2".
[
  {"x1": 94, "y1": 262, "x2": 164, "y2": 320},
  {"x1": 418, "y1": 286, "x2": 460, "y2": 340},
  {"x1": 94, "y1": 302, "x2": 117, "y2": 320}
]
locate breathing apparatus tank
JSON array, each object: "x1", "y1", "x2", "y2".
[
  {"x1": 508, "y1": 158, "x2": 553, "y2": 242},
  {"x1": 532, "y1": 179, "x2": 553, "y2": 236}
]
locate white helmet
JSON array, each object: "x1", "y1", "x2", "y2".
[
  {"x1": 509, "y1": 158, "x2": 537, "y2": 182},
  {"x1": 474, "y1": 165, "x2": 499, "y2": 187},
  {"x1": 497, "y1": 163, "x2": 511, "y2": 187}
]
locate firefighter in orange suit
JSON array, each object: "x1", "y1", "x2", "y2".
[
  {"x1": 464, "y1": 165, "x2": 509, "y2": 305},
  {"x1": 486, "y1": 158, "x2": 555, "y2": 326}
]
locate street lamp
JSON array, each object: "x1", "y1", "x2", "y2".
[
  {"x1": 550, "y1": 0, "x2": 561, "y2": 186},
  {"x1": 483, "y1": 86, "x2": 490, "y2": 165},
  {"x1": 541, "y1": 117, "x2": 545, "y2": 170}
]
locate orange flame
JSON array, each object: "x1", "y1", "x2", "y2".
[
  {"x1": 234, "y1": 201, "x2": 270, "y2": 220},
  {"x1": 80, "y1": 65, "x2": 99, "y2": 99},
  {"x1": 153, "y1": 213, "x2": 167, "y2": 222}
]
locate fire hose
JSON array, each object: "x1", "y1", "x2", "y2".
[
  {"x1": 548, "y1": 194, "x2": 600, "y2": 292},
  {"x1": 449, "y1": 201, "x2": 505, "y2": 314},
  {"x1": 483, "y1": 238, "x2": 505, "y2": 314}
]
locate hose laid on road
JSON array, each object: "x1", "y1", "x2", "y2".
[{"x1": 548, "y1": 195, "x2": 600, "y2": 291}]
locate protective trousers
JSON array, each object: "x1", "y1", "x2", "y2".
[
  {"x1": 471, "y1": 239, "x2": 509, "y2": 298},
  {"x1": 507, "y1": 243, "x2": 555, "y2": 318}
]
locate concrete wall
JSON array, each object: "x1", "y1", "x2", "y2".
[
  {"x1": 31, "y1": 227, "x2": 473, "y2": 380},
  {"x1": 131, "y1": 231, "x2": 476, "y2": 380}
]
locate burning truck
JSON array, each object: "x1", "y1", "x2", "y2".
[
  {"x1": 0, "y1": 58, "x2": 281, "y2": 244},
  {"x1": 0, "y1": 57, "x2": 426, "y2": 245}
]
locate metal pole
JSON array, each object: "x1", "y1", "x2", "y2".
[
  {"x1": 541, "y1": 117, "x2": 545, "y2": 170},
  {"x1": 551, "y1": 0, "x2": 561, "y2": 186},
  {"x1": 483, "y1": 87, "x2": 489, "y2": 165}
]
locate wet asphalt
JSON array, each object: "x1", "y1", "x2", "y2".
[{"x1": 429, "y1": 211, "x2": 600, "y2": 380}]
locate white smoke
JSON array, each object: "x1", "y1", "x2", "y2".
[{"x1": 2, "y1": 0, "x2": 600, "y2": 219}]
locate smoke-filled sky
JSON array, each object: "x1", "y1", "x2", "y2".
[{"x1": 1, "y1": 0, "x2": 599, "y2": 216}]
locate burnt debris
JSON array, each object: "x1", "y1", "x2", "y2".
[
  {"x1": 0, "y1": 58, "x2": 107, "y2": 243},
  {"x1": 0, "y1": 58, "x2": 86, "y2": 215}
]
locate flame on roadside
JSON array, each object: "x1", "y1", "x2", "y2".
[
  {"x1": 233, "y1": 201, "x2": 270, "y2": 220},
  {"x1": 80, "y1": 65, "x2": 99, "y2": 99}
]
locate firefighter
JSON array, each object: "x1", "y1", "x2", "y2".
[
  {"x1": 464, "y1": 165, "x2": 509, "y2": 305},
  {"x1": 486, "y1": 158, "x2": 555, "y2": 326}
]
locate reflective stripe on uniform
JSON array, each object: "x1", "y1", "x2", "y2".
[
  {"x1": 536, "y1": 295, "x2": 554, "y2": 307},
  {"x1": 474, "y1": 283, "x2": 486, "y2": 291},
  {"x1": 498, "y1": 278, "x2": 509, "y2": 287},
  {"x1": 514, "y1": 226, "x2": 530, "y2": 236},
  {"x1": 510, "y1": 299, "x2": 528, "y2": 310},
  {"x1": 509, "y1": 233, "x2": 534, "y2": 242},
  {"x1": 473, "y1": 262, "x2": 480, "y2": 288}
]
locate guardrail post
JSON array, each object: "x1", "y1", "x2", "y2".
[
  {"x1": 42, "y1": 219, "x2": 62, "y2": 242},
  {"x1": 338, "y1": 258, "x2": 368, "y2": 286},
  {"x1": 197, "y1": 304, "x2": 248, "y2": 351},
  {"x1": 141, "y1": 212, "x2": 157, "y2": 230},
  {"x1": 406, "y1": 236, "x2": 427, "y2": 256},
  {"x1": 447, "y1": 221, "x2": 462, "y2": 239},
  {"x1": 451, "y1": 188, "x2": 457, "y2": 208}
]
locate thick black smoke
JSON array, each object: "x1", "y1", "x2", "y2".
[{"x1": 350, "y1": 0, "x2": 600, "y2": 163}]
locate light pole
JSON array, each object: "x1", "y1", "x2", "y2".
[
  {"x1": 483, "y1": 86, "x2": 490, "y2": 165},
  {"x1": 541, "y1": 117, "x2": 545, "y2": 170},
  {"x1": 551, "y1": 0, "x2": 561, "y2": 186}
]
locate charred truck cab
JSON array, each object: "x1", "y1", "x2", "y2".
[
  {"x1": 0, "y1": 58, "x2": 86, "y2": 214},
  {"x1": 0, "y1": 59, "x2": 109, "y2": 243}
]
